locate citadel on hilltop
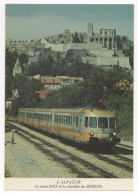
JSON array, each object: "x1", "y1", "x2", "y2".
[
  {"x1": 6, "y1": 23, "x2": 131, "y2": 69},
  {"x1": 45, "y1": 23, "x2": 116, "y2": 50}
]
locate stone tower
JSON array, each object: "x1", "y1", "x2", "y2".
[
  {"x1": 87, "y1": 23, "x2": 93, "y2": 43},
  {"x1": 12, "y1": 57, "x2": 22, "y2": 77},
  {"x1": 88, "y1": 23, "x2": 93, "y2": 37}
]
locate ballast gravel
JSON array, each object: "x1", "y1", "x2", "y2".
[{"x1": 5, "y1": 122, "x2": 133, "y2": 178}]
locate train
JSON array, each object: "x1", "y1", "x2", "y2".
[{"x1": 18, "y1": 107, "x2": 120, "y2": 148}]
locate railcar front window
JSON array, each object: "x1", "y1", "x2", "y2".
[
  {"x1": 109, "y1": 118, "x2": 116, "y2": 128},
  {"x1": 98, "y1": 117, "x2": 108, "y2": 128},
  {"x1": 89, "y1": 117, "x2": 97, "y2": 128}
]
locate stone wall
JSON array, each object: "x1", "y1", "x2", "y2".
[
  {"x1": 82, "y1": 56, "x2": 130, "y2": 68},
  {"x1": 44, "y1": 42, "x2": 104, "y2": 53}
]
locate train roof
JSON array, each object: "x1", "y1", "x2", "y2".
[
  {"x1": 19, "y1": 106, "x2": 113, "y2": 110},
  {"x1": 19, "y1": 106, "x2": 116, "y2": 114}
]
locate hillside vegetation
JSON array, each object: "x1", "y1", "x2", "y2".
[{"x1": 5, "y1": 42, "x2": 133, "y2": 140}]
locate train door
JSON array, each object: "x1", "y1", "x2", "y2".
[
  {"x1": 51, "y1": 112, "x2": 54, "y2": 133},
  {"x1": 72, "y1": 114, "x2": 81, "y2": 141},
  {"x1": 26, "y1": 112, "x2": 29, "y2": 126},
  {"x1": 37, "y1": 113, "x2": 40, "y2": 129},
  {"x1": 43, "y1": 113, "x2": 48, "y2": 132},
  {"x1": 46, "y1": 113, "x2": 49, "y2": 132},
  {"x1": 62, "y1": 114, "x2": 67, "y2": 137}
]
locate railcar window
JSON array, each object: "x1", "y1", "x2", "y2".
[
  {"x1": 19, "y1": 112, "x2": 25, "y2": 117},
  {"x1": 76, "y1": 117, "x2": 78, "y2": 127},
  {"x1": 66, "y1": 116, "x2": 67, "y2": 125},
  {"x1": 73, "y1": 117, "x2": 75, "y2": 126},
  {"x1": 55, "y1": 115, "x2": 58, "y2": 123},
  {"x1": 67, "y1": 116, "x2": 69, "y2": 125},
  {"x1": 43, "y1": 114, "x2": 46, "y2": 120},
  {"x1": 59, "y1": 115, "x2": 61, "y2": 124},
  {"x1": 89, "y1": 117, "x2": 97, "y2": 128},
  {"x1": 39, "y1": 114, "x2": 42, "y2": 120},
  {"x1": 85, "y1": 117, "x2": 88, "y2": 127},
  {"x1": 109, "y1": 118, "x2": 115, "y2": 128},
  {"x1": 98, "y1": 117, "x2": 108, "y2": 128},
  {"x1": 69, "y1": 116, "x2": 70, "y2": 125},
  {"x1": 66, "y1": 116, "x2": 68, "y2": 125},
  {"x1": 36, "y1": 114, "x2": 39, "y2": 119},
  {"x1": 64, "y1": 116, "x2": 66, "y2": 125}
]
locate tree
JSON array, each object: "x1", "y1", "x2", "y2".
[
  {"x1": 115, "y1": 36, "x2": 123, "y2": 50},
  {"x1": 24, "y1": 63, "x2": 40, "y2": 76},
  {"x1": 38, "y1": 52, "x2": 54, "y2": 76},
  {"x1": 5, "y1": 75, "x2": 13, "y2": 98},
  {"x1": 5, "y1": 49, "x2": 18, "y2": 76},
  {"x1": 11, "y1": 74, "x2": 27, "y2": 91},
  {"x1": 123, "y1": 45, "x2": 134, "y2": 69},
  {"x1": 72, "y1": 31, "x2": 80, "y2": 43},
  {"x1": 19, "y1": 53, "x2": 29, "y2": 66},
  {"x1": 10, "y1": 78, "x2": 43, "y2": 115}
]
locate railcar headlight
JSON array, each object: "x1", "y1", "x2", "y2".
[
  {"x1": 113, "y1": 132, "x2": 117, "y2": 136},
  {"x1": 90, "y1": 131, "x2": 94, "y2": 136}
]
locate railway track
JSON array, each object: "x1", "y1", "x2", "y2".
[
  {"x1": 5, "y1": 122, "x2": 116, "y2": 178},
  {"x1": 114, "y1": 144, "x2": 133, "y2": 153},
  {"x1": 88, "y1": 150, "x2": 133, "y2": 173},
  {"x1": 118, "y1": 143, "x2": 133, "y2": 149},
  {"x1": 5, "y1": 121, "x2": 133, "y2": 178},
  {"x1": 111, "y1": 144, "x2": 133, "y2": 161}
]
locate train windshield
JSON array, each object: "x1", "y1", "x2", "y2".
[
  {"x1": 109, "y1": 118, "x2": 116, "y2": 128},
  {"x1": 88, "y1": 117, "x2": 116, "y2": 128},
  {"x1": 98, "y1": 117, "x2": 108, "y2": 128},
  {"x1": 89, "y1": 117, "x2": 97, "y2": 128}
]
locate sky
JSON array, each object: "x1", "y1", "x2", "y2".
[{"x1": 6, "y1": 4, "x2": 134, "y2": 41}]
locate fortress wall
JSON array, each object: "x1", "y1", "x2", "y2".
[
  {"x1": 90, "y1": 50, "x2": 114, "y2": 57},
  {"x1": 82, "y1": 56, "x2": 130, "y2": 69},
  {"x1": 82, "y1": 57, "x2": 98, "y2": 64},
  {"x1": 97, "y1": 56, "x2": 130, "y2": 68},
  {"x1": 44, "y1": 43, "x2": 87, "y2": 52},
  {"x1": 116, "y1": 57, "x2": 130, "y2": 68},
  {"x1": 44, "y1": 41, "x2": 103, "y2": 52},
  {"x1": 69, "y1": 43, "x2": 102, "y2": 51},
  {"x1": 45, "y1": 43, "x2": 64, "y2": 52},
  {"x1": 115, "y1": 50, "x2": 125, "y2": 57}
]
